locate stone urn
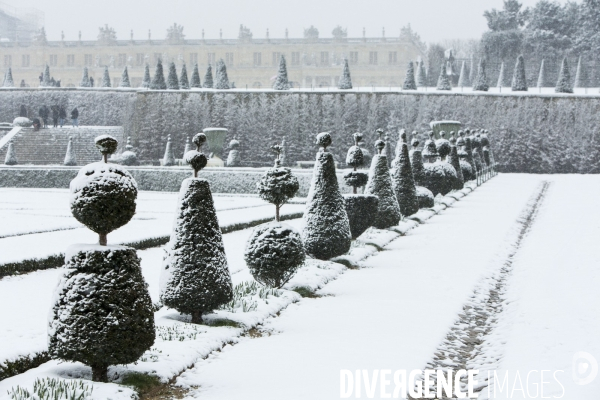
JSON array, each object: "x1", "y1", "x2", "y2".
[{"x1": 202, "y1": 127, "x2": 227, "y2": 167}]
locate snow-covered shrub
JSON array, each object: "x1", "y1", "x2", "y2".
[
  {"x1": 226, "y1": 139, "x2": 241, "y2": 166},
  {"x1": 120, "y1": 137, "x2": 138, "y2": 166},
  {"x1": 4, "y1": 142, "x2": 17, "y2": 165},
  {"x1": 167, "y1": 62, "x2": 179, "y2": 90},
  {"x1": 257, "y1": 149, "x2": 300, "y2": 221},
  {"x1": 391, "y1": 139, "x2": 419, "y2": 217},
  {"x1": 416, "y1": 61, "x2": 427, "y2": 87},
  {"x1": 422, "y1": 160, "x2": 457, "y2": 196},
  {"x1": 555, "y1": 57, "x2": 573, "y2": 94},
  {"x1": 422, "y1": 132, "x2": 439, "y2": 163},
  {"x1": 100, "y1": 66, "x2": 111, "y2": 88},
  {"x1": 448, "y1": 145, "x2": 464, "y2": 190},
  {"x1": 49, "y1": 245, "x2": 155, "y2": 382},
  {"x1": 364, "y1": 140, "x2": 401, "y2": 228},
  {"x1": 343, "y1": 171, "x2": 368, "y2": 188},
  {"x1": 436, "y1": 63, "x2": 451, "y2": 90},
  {"x1": 12, "y1": 117, "x2": 32, "y2": 127},
  {"x1": 190, "y1": 63, "x2": 201, "y2": 88},
  {"x1": 302, "y1": 133, "x2": 351, "y2": 260},
  {"x1": 245, "y1": 222, "x2": 305, "y2": 288},
  {"x1": 180, "y1": 63, "x2": 190, "y2": 89},
  {"x1": 435, "y1": 131, "x2": 451, "y2": 160},
  {"x1": 141, "y1": 64, "x2": 151, "y2": 88},
  {"x1": 151, "y1": 59, "x2": 167, "y2": 90},
  {"x1": 459, "y1": 159, "x2": 475, "y2": 181},
  {"x1": 215, "y1": 59, "x2": 229, "y2": 89},
  {"x1": 338, "y1": 59, "x2": 352, "y2": 89},
  {"x1": 409, "y1": 138, "x2": 425, "y2": 186},
  {"x1": 343, "y1": 194, "x2": 379, "y2": 239},
  {"x1": 80, "y1": 67, "x2": 91, "y2": 87},
  {"x1": 416, "y1": 186, "x2": 434, "y2": 208},
  {"x1": 403, "y1": 61, "x2": 417, "y2": 90},
  {"x1": 511, "y1": 55, "x2": 528, "y2": 92},
  {"x1": 473, "y1": 58, "x2": 489, "y2": 92},
  {"x1": 64, "y1": 136, "x2": 77, "y2": 166},
  {"x1": 203, "y1": 64, "x2": 213, "y2": 88},
  {"x1": 119, "y1": 67, "x2": 131, "y2": 88},
  {"x1": 273, "y1": 55, "x2": 290, "y2": 90},
  {"x1": 160, "y1": 159, "x2": 233, "y2": 323}
]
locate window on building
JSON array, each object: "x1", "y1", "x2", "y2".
[
  {"x1": 118, "y1": 53, "x2": 127, "y2": 67},
  {"x1": 84, "y1": 54, "x2": 93, "y2": 66},
  {"x1": 135, "y1": 53, "x2": 144, "y2": 66},
  {"x1": 291, "y1": 52, "x2": 300, "y2": 66},
  {"x1": 272, "y1": 52, "x2": 281, "y2": 66},
  {"x1": 21, "y1": 54, "x2": 30, "y2": 67},
  {"x1": 49, "y1": 55, "x2": 57, "y2": 66},
  {"x1": 67, "y1": 55, "x2": 75, "y2": 67},
  {"x1": 369, "y1": 51, "x2": 378, "y2": 65},
  {"x1": 320, "y1": 52, "x2": 329, "y2": 65},
  {"x1": 3, "y1": 55, "x2": 11, "y2": 67},
  {"x1": 253, "y1": 52, "x2": 262, "y2": 66},
  {"x1": 189, "y1": 53, "x2": 198, "y2": 66},
  {"x1": 388, "y1": 52, "x2": 397, "y2": 65},
  {"x1": 225, "y1": 52, "x2": 234, "y2": 66},
  {"x1": 350, "y1": 52, "x2": 358, "y2": 64},
  {"x1": 207, "y1": 52, "x2": 216, "y2": 65}
]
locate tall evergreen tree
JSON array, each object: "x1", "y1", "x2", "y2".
[
  {"x1": 473, "y1": 58, "x2": 489, "y2": 91},
  {"x1": 436, "y1": 63, "x2": 452, "y2": 90},
  {"x1": 151, "y1": 59, "x2": 167, "y2": 90},
  {"x1": 179, "y1": 63, "x2": 190, "y2": 89},
  {"x1": 190, "y1": 63, "x2": 201, "y2": 88},
  {"x1": 101, "y1": 66, "x2": 111, "y2": 87},
  {"x1": 365, "y1": 139, "x2": 402, "y2": 228},
  {"x1": 574, "y1": 56, "x2": 588, "y2": 88},
  {"x1": 536, "y1": 59, "x2": 547, "y2": 88},
  {"x1": 119, "y1": 66, "x2": 131, "y2": 88},
  {"x1": 496, "y1": 62, "x2": 508, "y2": 88},
  {"x1": 203, "y1": 64, "x2": 214, "y2": 88},
  {"x1": 215, "y1": 59, "x2": 230, "y2": 89},
  {"x1": 3, "y1": 67, "x2": 14, "y2": 87},
  {"x1": 141, "y1": 64, "x2": 151, "y2": 88},
  {"x1": 416, "y1": 60, "x2": 427, "y2": 87},
  {"x1": 167, "y1": 62, "x2": 179, "y2": 90},
  {"x1": 511, "y1": 55, "x2": 528, "y2": 91},
  {"x1": 555, "y1": 57, "x2": 573, "y2": 93},
  {"x1": 41, "y1": 64, "x2": 51, "y2": 87},
  {"x1": 80, "y1": 67, "x2": 91, "y2": 87},
  {"x1": 457, "y1": 61, "x2": 470, "y2": 87},
  {"x1": 402, "y1": 61, "x2": 417, "y2": 90},
  {"x1": 391, "y1": 137, "x2": 419, "y2": 217},
  {"x1": 338, "y1": 58, "x2": 353, "y2": 89},
  {"x1": 273, "y1": 55, "x2": 290, "y2": 90}
]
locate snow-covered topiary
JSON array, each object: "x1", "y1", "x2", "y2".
[
  {"x1": 422, "y1": 131, "x2": 438, "y2": 163},
  {"x1": 391, "y1": 137, "x2": 419, "y2": 217},
  {"x1": 511, "y1": 55, "x2": 528, "y2": 92},
  {"x1": 215, "y1": 59, "x2": 229, "y2": 89},
  {"x1": 345, "y1": 132, "x2": 364, "y2": 192},
  {"x1": 3, "y1": 67, "x2": 14, "y2": 87},
  {"x1": 101, "y1": 66, "x2": 111, "y2": 87},
  {"x1": 80, "y1": 67, "x2": 91, "y2": 87},
  {"x1": 422, "y1": 160, "x2": 457, "y2": 196},
  {"x1": 416, "y1": 186, "x2": 434, "y2": 208},
  {"x1": 49, "y1": 244, "x2": 155, "y2": 382},
  {"x1": 203, "y1": 64, "x2": 214, "y2": 88},
  {"x1": 12, "y1": 117, "x2": 31, "y2": 127},
  {"x1": 458, "y1": 61, "x2": 470, "y2": 87},
  {"x1": 497, "y1": 62, "x2": 508, "y2": 88},
  {"x1": 436, "y1": 63, "x2": 451, "y2": 90},
  {"x1": 167, "y1": 62, "x2": 179, "y2": 90},
  {"x1": 409, "y1": 138, "x2": 425, "y2": 186},
  {"x1": 141, "y1": 64, "x2": 151, "y2": 88},
  {"x1": 460, "y1": 130, "x2": 476, "y2": 173},
  {"x1": 245, "y1": 222, "x2": 305, "y2": 288},
  {"x1": 162, "y1": 135, "x2": 175, "y2": 166},
  {"x1": 402, "y1": 61, "x2": 417, "y2": 90},
  {"x1": 120, "y1": 137, "x2": 138, "y2": 166},
  {"x1": 555, "y1": 57, "x2": 573, "y2": 94},
  {"x1": 473, "y1": 58, "x2": 489, "y2": 91},
  {"x1": 119, "y1": 66, "x2": 131, "y2": 88},
  {"x1": 190, "y1": 63, "x2": 201, "y2": 88},
  {"x1": 302, "y1": 132, "x2": 351, "y2": 260},
  {"x1": 41, "y1": 65, "x2": 51, "y2": 87},
  {"x1": 343, "y1": 194, "x2": 378, "y2": 239},
  {"x1": 364, "y1": 140, "x2": 402, "y2": 228},
  {"x1": 160, "y1": 151, "x2": 232, "y2": 323},
  {"x1": 435, "y1": 131, "x2": 451, "y2": 160},
  {"x1": 151, "y1": 59, "x2": 167, "y2": 90},
  {"x1": 226, "y1": 139, "x2": 241, "y2": 166},
  {"x1": 448, "y1": 142, "x2": 464, "y2": 190},
  {"x1": 338, "y1": 58, "x2": 352, "y2": 89},
  {"x1": 416, "y1": 61, "x2": 427, "y2": 87},
  {"x1": 257, "y1": 144, "x2": 300, "y2": 221},
  {"x1": 459, "y1": 159, "x2": 475, "y2": 181},
  {"x1": 64, "y1": 136, "x2": 77, "y2": 166},
  {"x1": 179, "y1": 63, "x2": 190, "y2": 89},
  {"x1": 4, "y1": 141, "x2": 17, "y2": 165},
  {"x1": 536, "y1": 59, "x2": 547, "y2": 88},
  {"x1": 273, "y1": 55, "x2": 290, "y2": 90}
]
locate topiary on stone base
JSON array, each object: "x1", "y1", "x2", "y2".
[{"x1": 302, "y1": 132, "x2": 351, "y2": 260}]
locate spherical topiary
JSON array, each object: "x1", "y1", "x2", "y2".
[
  {"x1": 459, "y1": 159, "x2": 475, "y2": 181},
  {"x1": 185, "y1": 150, "x2": 208, "y2": 175},
  {"x1": 120, "y1": 137, "x2": 138, "y2": 166},
  {"x1": 316, "y1": 132, "x2": 332, "y2": 150},
  {"x1": 422, "y1": 161, "x2": 458, "y2": 196},
  {"x1": 416, "y1": 186, "x2": 434, "y2": 208},
  {"x1": 49, "y1": 245, "x2": 155, "y2": 382},
  {"x1": 346, "y1": 145, "x2": 364, "y2": 169},
  {"x1": 344, "y1": 194, "x2": 379, "y2": 239},
  {"x1": 435, "y1": 131, "x2": 451, "y2": 160},
  {"x1": 192, "y1": 133, "x2": 207, "y2": 149},
  {"x1": 257, "y1": 165, "x2": 300, "y2": 221},
  {"x1": 344, "y1": 171, "x2": 368, "y2": 188},
  {"x1": 422, "y1": 131, "x2": 438, "y2": 163},
  {"x1": 245, "y1": 222, "x2": 305, "y2": 288},
  {"x1": 95, "y1": 135, "x2": 118, "y2": 159}
]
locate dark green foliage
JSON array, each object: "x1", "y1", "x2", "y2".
[
  {"x1": 0, "y1": 254, "x2": 64, "y2": 279},
  {"x1": 511, "y1": 55, "x2": 528, "y2": 91},
  {"x1": 483, "y1": 148, "x2": 491, "y2": 165},
  {"x1": 273, "y1": 55, "x2": 290, "y2": 90},
  {"x1": 0, "y1": 352, "x2": 51, "y2": 381},
  {"x1": 403, "y1": 61, "x2": 417, "y2": 90},
  {"x1": 119, "y1": 67, "x2": 131, "y2": 88},
  {"x1": 391, "y1": 141, "x2": 419, "y2": 217},
  {"x1": 422, "y1": 161, "x2": 457, "y2": 196},
  {"x1": 302, "y1": 151, "x2": 351, "y2": 260},
  {"x1": 161, "y1": 178, "x2": 233, "y2": 322},
  {"x1": 101, "y1": 66, "x2": 111, "y2": 88},
  {"x1": 190, "y1": 63, "x2": 201, "y2": 88},
  {"x1": 338, "y1": 59, "x2": 352, "y2": 89},
  {"x1": 448, "y1": 145, "x2": 465, "y2": 190},
  {"x1": 365, "y1": 154, "x2": 402, "y2": 228},
  {"x1": 167, "y1": 62, "x2": 179, "y2": 90},
  {"x1": 245, "y1": 223, "x2": 305, "y2": 288},
  {"x1": 555, "y1": 57, "x2": 573, "y2": 93},
  {"x1": 203, "y1": 64, "x2": 214, "y2": 88},
  {"x1": 409, "y1": 140, "x2": 426, "y2": 186},
  {"x1": 95, "y1": 136, "x2": 118, "y2": 156},
  {"x1": 184, "y1": 150, "x2": 208, "y2": 173},
  {"x1": 316, "y1": 132, "x2": 332, "y2": 149},
  {"x1": 80, "y1": 67, "x2": 91, "y2": 87},
  {"x1": 416, "y1": 186, "x2": 434, "y2": 208},
  {"x1": 257, "y1": 165, "x2": 300, "y2": 219},
  {"x1": 49, "y1": 246, "x2": 155, "y2": 382},
  {"x1": 151, "y1": 59, "x2": 167, "y2": 90},
  {"x1": 422, "y1": 132, "x2": 439, "y2": 163},
  {"x1": 344, "y1": 171, "x2": 368, "y2": 188},
  {"x1": 344, "y1": 194, "x2": 379, "y2": 239},
  {"x1": 436, "y1": 63, "x2": 452, "y2": 90},
  {"x1": 179, "y1": 63, "x2": 190, "y2": 89},
  {"x1": 141, "y1": 64, "x2": 151, "y2": 88},
  {"x1": 346, "y1": 146, "x2": 364, "y2": 168},
  {"x1": 473, "y1": 58, "x2": 489, "y2": 91},
  {"x1": 435, "y1": 132, "x2": 451, "y2": 160},
  {"x1": 460, "y1": 159, "x2": 475, "y2": 181}
]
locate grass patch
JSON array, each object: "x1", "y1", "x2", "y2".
[
  {"x1": 122, "y1": 372, "x2": 163, "y2": 397},
  {"x1": 204, "y1": 319, "x2": 241, "y2": 328},
  {"x1": 292, "y1": 286, "x2": 321, "y2": 298}
]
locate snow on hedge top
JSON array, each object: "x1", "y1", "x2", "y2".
[
  {"x1": 70, "y1": 162, "x2": 137, "y2": 196},
  {"x1": 65, "y1": 243, "x2": 131, "y2": 263}
]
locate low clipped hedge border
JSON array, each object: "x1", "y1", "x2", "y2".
[{"x1": 0, "y1": 351, "x2": 51, "y2": 382}]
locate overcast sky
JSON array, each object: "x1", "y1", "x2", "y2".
[{"x1": 9, "y1": 0, "x2": 570, "y2": 43}]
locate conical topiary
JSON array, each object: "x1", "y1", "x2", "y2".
[
  {"x1": 448, "y1": 133, "x2": 464, "y2": 190},
  {"x1": 215, "y1": 59, "x2": 229, "y2": 89},
  {"x1": 511, "y1": 55, "x2": 528, "y2": 91},
  {"x1": 151, "y1": 59, "x2": 167, "y2": 90},
  {"x1": 226, "y1": 138, "x2": 241, "y2": 167},
  {"x1": 50, "y1": 136, "x2": 155, "y2": 382},
  {"x1": 41, "y1": 64, "x2": 51, "y2": 87},
  {"x1": 179, "y1": 63, "x2": 190, "y2": 89},
  {"x1": 436, "y1": 63, "x2": 451, "y2": 90},
  {"x1": 3, "y1": 68, "x2": 14, "y2": 87},
  {"x1": 409, "y1": 137, "x2": 425, "y2": 186},
  {"x1": 302, "y1": 132, "x2": 352, "y2": 260},
  {"x1": 555, "y1": 57, "x2": 573, "y2": 93},
  {"x1": 64, "y1": 136, "x2": 77, "y2": 166},
  {"x1": 458, "y1": 61, "x2": 470, "y2": 87},
  {"x1": 160, "y1": 133, "x2": 233, "y2": 323},
  {"x1": 4, "y1": 141, "x2": 17, "y2": 165},
  {"x1": 101, "y1": 66, "x2": 111, "y2": 87},
  {"x1": 190, "y1": 63, "x2": 201, "y2": 88},
  {"x1": 416, "y1": 60, "x2": 427, "y2": 87},
  {"x1": 537, "y1": 59, "x2": 547, "y2": 88},
  {"x1": 435, "y1": 131, "x2": 451, "y2": 161},
  {"x1": 273, "y1": 55, "x2": 290, "y2": 90},
  {"x1": 141, "y1": 64, "x2": 151, "y2": 88},
  {"x1": 403, "y1": 61, "x2": 417, "y2": 90},
  {"x1": 80, "y1": 67, "x2": 91, "y2": 87},
  {"x1": 458, "y1": 131, "x2": 476, "y2": 180},
  {"x1": 203, "y1": 64, "x2": 214, "y2": 88},
  {"x1": 473, "y1": 58, "x2": 489, "y2": 91},
  {"x1": 391, "y1": 133, "x2": 419, "y2": 217},
  {"x1": 497, "y1": 62, "x2": 508, "y2": 88},
  {"x1": 364, "y1": 136, "x2": 402, "y2": 228},
  {"x1": 162, "y1": 135, "x2": 175, "y2": 166},
  {"x1": 119, "y1": 66, "x2": 131, "y2": 88},
  {"x1": 574, "y1": 56, "x2": 588, "y2": 89},
  {"x1": 120, "y1": 137, "x2": 138, "y2": 166},
  {"x1": 167, "y1": 62, "x2": 179, "y2": 90},
  {"x1": 338, "y1": 58, "x2": 352, "y2": 89}
]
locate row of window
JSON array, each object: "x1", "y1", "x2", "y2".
[{"x1": 3, "y1": 51, "x2": 399, "y2": 68}]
